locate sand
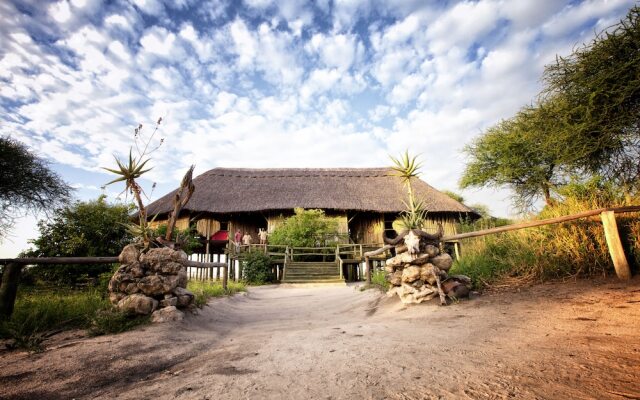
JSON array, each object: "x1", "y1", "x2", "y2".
[{"x1": 1, "y1": 277, "x2": 639, "y2": 400}]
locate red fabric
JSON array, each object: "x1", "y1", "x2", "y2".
[{"x1": 211, "y1": 230, "x2": 229, "y2": 241}]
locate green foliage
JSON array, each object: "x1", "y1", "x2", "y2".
[
  {"x1": 242, "y1": 250, "x2": 274, "y2": 284},
  {"x1": 0, "y1": 288, "x2": 107, "y2": 351},
  {"x1": 371, "y1": 269, "x2": 390, "y2": 290},
  {"x1": 460, "y1": 101, "x2": 564, "y2": 209},
  {"x1": 22, "y1": 196, "x2": 133, "y2": 286},
  {"x1": 462, "y1": 6, "x2": 640, "y2": 209},
  {"x1": 187, "y1": 280, "x2": 246, "y2": 307},
  {"x1": 151, "y1": 223, "x2": 201, "y2": 255},
  {"x1": 103, "y1": 119, "x2": 163, "y2": 245},
  {"x1": 390, "y1": 151, "x2": 428, "y2": 230},
  {"x1": 0, "y1": 136, "x2": 71, "y2": 242},
  {"x1": 543, "y1": 6, "x2": 640, "y2": 194},
  {"x1": 269, "y1": 208, "x2": 341, "y2": 247}
]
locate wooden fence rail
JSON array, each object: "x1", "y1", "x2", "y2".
[
  {"x1": 363, "y1": 205, "x2": 639, "y2": 284},
  {"x1": 0, "y1": 256, "x2": 227, "y2": 319}
]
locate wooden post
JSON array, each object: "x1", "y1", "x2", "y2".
[
  {"x1": 453, "y1": 242, "x2": 461, "y2": 260},
  {"x1": 365, "y1": 256, "x2": 372, "y2": 284},
  {"x1": 0, "y1": 263, "x2": 23, "y2": 319},
  {"x1": 601, "y1": 211, "x2": 632, "y2": 280},
  {"x1": 222, "y1": 264, "x2": 228, "y2": 290}
]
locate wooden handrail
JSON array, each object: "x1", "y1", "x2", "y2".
[
  {"x1": 0, "y1": 256, "x2": 118, "y2": 265},
  {"x1": 442, "y1": 205, "x2": 640, "y2": 241}
]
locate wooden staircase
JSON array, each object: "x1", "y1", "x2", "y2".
[{"x1": 282, "y1": 261, "x2": 345, "y2": 284}]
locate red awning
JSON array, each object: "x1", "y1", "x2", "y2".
[{"x1": 210, "y1": 230, "x2": 228, "y2": 241}]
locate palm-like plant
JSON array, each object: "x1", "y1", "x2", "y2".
[
  {"x1": 103, "y1": 150, "x2": 153, "y2": 244},
  {"x1": 390, "y1": 151, "x2": 427, "y2": 230},
  {"x1": 103, "y1": 119, "x2": 163, "y2": 246}
]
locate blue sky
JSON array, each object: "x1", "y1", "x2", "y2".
[{"x1": 0, "y1": 0, "x2": 635, "y2": 256}]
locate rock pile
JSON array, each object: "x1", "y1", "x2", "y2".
[
  {"x1": 384, "y1": 231, "x2": 472, "y2": 305},
  {"x1": 108, "y1": 244, "x2": 194, "y2": 319}
]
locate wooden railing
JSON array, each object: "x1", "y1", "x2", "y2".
[
  {"x1": 0, "y1": 256, "x2": 227, "y2": 319},
  {"x1": 361, "y1": 205, "x2": 640, "y2": 284}
]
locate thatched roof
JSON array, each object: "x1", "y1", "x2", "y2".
[{"x1": 146, "y1": 167, "x2": 477, "y2": 217}]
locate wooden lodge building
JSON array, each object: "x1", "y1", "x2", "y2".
[{"x1": 145, "y1": 167, "x2": 478, "y2": 254}]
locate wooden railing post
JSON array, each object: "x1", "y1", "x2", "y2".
[
  {"x1": 222, "y1": 263, "x2": 228, "y2": 290},
  {"x1": 601, "y1": 211, "x2": 632, "y2": 280},
  {"x1": 365, "y1": 256, "x2": 372, "y2": 284},
  {"x1": 0, "y1": 263, "x2": 23, "y2": 319}
]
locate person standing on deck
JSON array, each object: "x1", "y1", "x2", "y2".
[
  {"x1": 259, "y1": 228, "x2": 268, "y2": 245},
  {"x1": 234, "y1": 229, "x2": 241, "y2": 253},
  {"x1": 242, "y1": 232, "x2": 252, "y2": 251}
]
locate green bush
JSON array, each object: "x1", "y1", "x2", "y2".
[
  {"x1": 242, "y1": 250, "x2": 274, "y2": 284},
  {"x1": 21, "y1": 196, "x2": 133, "y2": 286},
  {"x1": 371, "y1": 269, "x2": 390, "y2": 290},
  {"x1": 269, "y1": 208, "x2": 341, "y2": 247},
  {"x1": 152, "y1": 223, "x2": 201, "y2": 255}
]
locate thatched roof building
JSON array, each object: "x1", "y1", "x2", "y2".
[
  {"x1": 147, "y1": 167, "x2": 475, "y2": 216},
  {"x1": 146, "y1": 167, "x2": 478, "y2": 246}
]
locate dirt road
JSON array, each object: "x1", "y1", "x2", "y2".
[{"x1": 1, "y1": 278, "x2": 640, "y2": 400}]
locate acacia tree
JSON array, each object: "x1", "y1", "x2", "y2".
[
  {"x1": 461, "y1": 6, "x2": 640, "y2": 209},
  {"x1": 461, "y1": 101, "x2": 566, "y2": 209},
  {"x1": 0, "y1": 137, "x2": 71, "y2": 241},
  {"x1": 543, "y1": 6, "x2": 640, "y2": 199}
]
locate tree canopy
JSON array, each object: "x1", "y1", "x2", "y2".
[
  {"x1": 461, "y1": 6, "x2": 640, "y2": 208},
  {"x1": 23, "y1": 196, "x2": 133, "y2": 285},
  {"x1": 543, "y1": 6, "x2": 640, "y2": 193},
  {"x1": 0, "y1": 137, "x2": 71, "y2": 241}
]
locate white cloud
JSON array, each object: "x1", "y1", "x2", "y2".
[
  {"x1": 229, "y1": 18, "x2": 257, "y2": 69},
  {"x1": 307, "y1": 32, "x2": 359, "y2": 71},
  {"x1": 139, "y1": 26, "x2": 178, "y2": 57},
  {"x1": 49, "y1": 0, "x2": 72, "y2": 23}
]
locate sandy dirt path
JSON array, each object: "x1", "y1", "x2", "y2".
[{"x1": 1, "y1": 278, "x2": 640, "y2": 400}]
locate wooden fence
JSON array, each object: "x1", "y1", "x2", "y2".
[
  {"x1": 0, "y1": 256, "x2": 226, "y2": 319},
  {"x1": 363, "y1": 205, "x2": 640, "y2": 284}
]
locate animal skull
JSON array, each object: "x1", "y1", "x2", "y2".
[{"x1": 404, "y1": 231, "x2": 420, "y2": 258}]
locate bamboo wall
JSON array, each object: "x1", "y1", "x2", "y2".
[
  {"x1": 349, "y1": 213, "x2": 384, "y2": 244},
  {"x1": 195, "y1": 218, "x2": 221, "y2": 238},
  {"x1": 147, "y1": 216, "x2": 191, "y2": 232}
]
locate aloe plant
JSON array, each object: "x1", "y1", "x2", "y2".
[
  {"x1": 390, "y1": 151, "x2": 427, "y2": 230},
  {"x1": 103, "y1": 119, "x2": 163, "y2": 246}
]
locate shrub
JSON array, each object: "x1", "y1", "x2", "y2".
[
  {"x1": 269, "y1": 208, "x2": 341, "y2": 247},
  {"x1": 21, "y1": 196, "x2": 133, "y2": 286},
  {"x1": 151, "y1": 224, "x2": 201, "y2": 255},
  {"x1": 242, "y1": 250, "x2": 274, "y2": 285}
]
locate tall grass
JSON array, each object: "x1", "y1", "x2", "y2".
[
  {"x1": 0, "y1": 287, "x2": 146, "y2": 351},
  {"x1": 187, "y1": 280, "x2": 246, "y2": 307},
  {"x1": 451, "y1": 184, "x2": 639, "y2": 289}
]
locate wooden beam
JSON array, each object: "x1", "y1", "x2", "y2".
[
  {"x1": 0, "y1": 257, "x2": 118, "y2": 265},
  {"x1": 442, "y1": 205, "x2": 640, "y2": 242},
  {"x1": 601, "y1": 211, "x2": 632, "y2": 280},
  {"x1": 365, "y1": 256, "x2": 372, "y2": 284},
  {"x1": 0, "y1": 263, "x2": 23, "y2": 319}
]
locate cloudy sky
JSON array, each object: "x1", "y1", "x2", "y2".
[{"x1": 0, "y1": 0, "x2": 635, "y2": 256}]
